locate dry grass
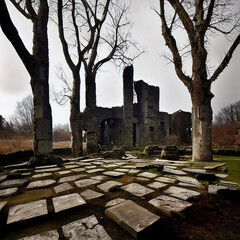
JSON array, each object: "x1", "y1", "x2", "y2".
[{"x1": 0, "y1": 138, "x2": 71, "y2": 154}]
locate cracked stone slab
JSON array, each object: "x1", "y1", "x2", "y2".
[
  {"x1": 7, "y1": 199, "x2": 48, "y2": 224},
  {"x1": 208, "y1": 184, "x2": 228, "y2": 195},
  {"x1": 34, "y1": 167, "x2": 61, "y2": 173},
  {"x1": 0, "y1": 179, "x2": 28, "y2": 188},
  {"x1": 86, "y1": 168, "x2": 104, "y2": 174},
  {"x1": 58, "y1": 174, "x2": 87, "y2": 183},
  {"x1": 0, "y1": 175, "x2": 8, "y2": 182},
  {"x1": 80, "y1": 189, "x2": 104, "y2": 200},
  {"x1": 18, "y1": 230, "x2": 59, "y2": 240},
  {"x1": 182, "y1": 168, "x2": 206, "y2": 174},
  {"x1": 32, "y1": 173, "x2": 53, "y2": 179},
  {"x1": 105, "y1": 198, "x2": 126, "y2": 208},
  {"x1": 163, "y1": 167, "x2": 187, "y2": 176},
  {"x1": 155, "y1": 176, "x2": 176, "y2": 184},
  {"x1": 149, "y1": 195, "x2": 192, "y2": 214},
  {"x1": 52, "y1": 193, "x2": 86, "y2": 213},
  {"x1": 177, "y1": 176, "x2": 204, "y2": 189},
  {"x1": 62, "y1": 215, "x2": 112, "y2": 240},
  {"x1": 147, "y1": 182, "x2": 167, "y2": 190},
  {"x1": 103, "y1": 171, "x2": 125, "y2": 177},
  {"x1": 121, "y1": 183, "x2": 154, "y2": 197},
  {"x1": 97, "y1": 181, "x2": 123, "y2": 192},
  {"x1": 137, "y1": 172, "x2": 158, "y2": 179},
  {"x1": 0, "y1": 201, "x2": 7, "y2": 211},
  {"x1": 75, "y1": 179, "x2": 100, "y2": 188},
  {"x1": 105, "y1": 200, "x2": 160, "y2": 238},
  {"x1": 71, "y1": 167, "x2": 86, "y2": 172},
  {"x1": 27, "y1": 179, "x2": 56, "y2": 189},
  {"x1": 0, "y1": 187, "x2": 18, "y2": 198},
  {"x1": 54, "y1": 182, "x2": 73, "y2": 194},
  {"x1": 164, "y1": 186, "x2": 200, "y2": 200}
]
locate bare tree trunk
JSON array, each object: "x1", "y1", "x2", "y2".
[
  {"x1": 70, "y1": 71, "x2": 82, "y2": 156},
  {"x1": 85, "y1": 71, "x2": 96, "y2": 109}
]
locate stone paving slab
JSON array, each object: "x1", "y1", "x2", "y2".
[
  {"x1": 7, "y1": 199, "x2": 48, "y2": 224},
  {"x1": 149, "y1": 195, "x2": 192, "y2": 214},
  {"x1": 52, "y1": 193, "x2": 86, "y2": 213},
  {"x1": 177, "y1": 182, "x2": 205, "y2": 189},
  {"x1": 182, "y1": 168, "x2": 206, "y2": 174},
  {"x1": 216, "y1": 174, "x2": 229, "y2": 179},
  {"x1": 75, "y1": 179, "x2": 100, "y2": 188},
  {"x1": 208, "y1": 184, "x2": 228, "y2": 195},
  {"x1": 64, "y1": 164, "x2": 80, "y2": 169},
  {"x1": 128, "y1": 169, "x2": 140, "y2": 174},
  {"x1": 0, "y1": 201, "x2": 7, "y2": 211},
  {"x1": 32, "y1": 173, "x2": 54, "y2": 179},
  {"x1": 177, "y1": 176, "x2": 204, "y2": 189},
  {"x1": 105, "y1": 198, "x2": 126, "y2": 208},
  {"x1": 85, "y1": 165, "x2": 97, "y2": 169},
  {"x1": 55, "y1": 170, "x2": 72, "y2": 176},
  {"x1": 102, "y1": 164, "x2": 119, "y2": 168},
  {"x1": 71, "y1": 167, "x2": 86, "y2": 172},
  {"x1": 219, "y1": 180, "x2": 239, "y2": 188},
  {"x1": 134, "y1": 177, "x2": 150, "y2": 182},
  {"x1": 10, "y1": 168, "x2": 28, "y2": 173},
  {"x1": 91, "y1": 175, "x2": 108, "y2": 181},
  {"x1": 164, "y1": 186, "x2": 200, "y2": 200},
  {"x1": 62, "y1": 215, "x2": 112, "y2": 240},
  {"x1": 86, "y1": 168, "x2": 104, "y2": 174},
  {"x1": 19, "y1": 230, "x2": 59, "y2": 240},
  {"x1": 35, "y1": 165, "x2": 57, "y2": 169},
  {"x1": 105, "y1": 200, "x2": 160, "y2": 238},
  {"x1": 80, "y1": 189, "x2": 105, "y2": 200},
  {"x1": 34, "y1": 167, "x2": 61, "y2": 173},
  {"x1": 0, "y1": 187, "x2": 18, "y2": 198},
  {"x1": 54, "y1": 182, "x2": 74, "y2": 194},
  {"x1": 27, "y1": 179, "x2": 56, "y2": 189},
  {"x1": 103, "y1": 171, "x2": 125, "y2": 177},
  {"x1": 115, "y1": 168, "x2": 130, "y2": 173},
  {"x1": 97, "y1": 181, "x2": 123, "y2": 192},
  {"x1": 163, "y1": 167, "x2": 187, "y2": 176},
  {"x1": 147, "y1": 182, "x2": 167, "y2": 190},
  {"x1": 121, "y1": 183, "x2": 154, "y2": 197},
  {"x1": 137, "y1": 172, "x2": 158, "y2": 179},
  {"x1": 58, "y1": 174, "x2": 87, "y2": 183},
  {"x1": 0, "y1": 175, "x2": 8, "y2": 182},
  {"x1": 0, "y1": 179, "x2": 28, "y2": 188},
  {"x1": 155, "y1": 176, "x2": 176, "y2": 184},
  {"x1": 204, "y1": 163, "x2": 226, "y2": 170}
]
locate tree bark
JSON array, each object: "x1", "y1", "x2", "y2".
[
  {"x1": 85, "y1": 71, "x2": 97, "y2": 109},
  {"x1": 70, "y1": 71, "x2": 82, "y2": 156}
]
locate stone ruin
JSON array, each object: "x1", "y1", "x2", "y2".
[{"x1": 80, "y1": 66, "x2": 192, "y2": 152}]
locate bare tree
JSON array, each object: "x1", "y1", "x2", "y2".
[
  {"x1": 56, "y1": 0, "x2": 140, "y2": 156},
  {"x1": 10, "y1": 95, "x2": 33, "y2": 133},
  {"x1": 214, "y1": 100, "x2": 240, "y2": 125},
  {"x1": 0, "y1": 0, "x2": 53, "y2": 155},
  {"x1": 156, "y1": 0, "x2": 240, "y2": 161}
]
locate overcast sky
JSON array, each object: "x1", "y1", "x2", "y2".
[{"x1": 0, "y1": 1, "x2": 239, "y2": 126}]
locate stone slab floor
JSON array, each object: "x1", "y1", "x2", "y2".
[{"x1": 0, "y1": 155, "x2": 239, "y2": 240}]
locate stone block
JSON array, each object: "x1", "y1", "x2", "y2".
[
  {"x1": 103, "y1": 171, "x2": 125, "y2": 177},
  {"x1": 147, "y1": 182, "x2": 167, "y2": 190},
  {"x1": 105, "y1": 200, "x2": 160, "y2": 238},
  {"x1": 164, "y1": 186, "x2": 200, "y2": 200},
  {"x1": 27, "y1": 179, "x2": 56, "y2": 189},
  {"x1": 137, "y1": 172, "x2": 158, "y2": 179},
  {"x1": 155, "y1": 176, "x2": 176, "y2": 184},
  {"x1": 58, "y1": 174, "x2": 87, "y2": 183},
  {"x1": 54, "y1": 183, "x2": 73, "y2": 194},
  {"x1": 0, "y1": 179, "x2": 28, "y2": 188},
  {"x1": 80, "y1": 189, "x2": 104, "y2": 200},
  {"x1": 18, "y1": 230, "x2": 59, "y2": 240},
  {"x1": 121, "y1": 183, "x2": 154, "y2": 197},
  {"x1": 75, "y1": 179, "x2": 100, "y2": 188},
  {"x1": 0, "y1": 188, "x2": 18, "y2": 198},
  {"x1": 97, "y1": 181, "x2": 123, "y2": 192}
]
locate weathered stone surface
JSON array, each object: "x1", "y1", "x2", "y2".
[
  {"x1": 164, "y1": 186, "x2": 200, "y2": 200},
  {"x1": 103, "y1": 171, "x2": 125, "y2": 177},
  {"x1": 10, "y1": 168, "x2": 28, "y2": 173},
  {"x1": 54, "y1": 183, "x2": 73, "y2": 194},
  {"x1": 80, "y1": 189, "x2": 104, "y2": 200},
  {"x1": 216, "y1": 174, "x2": 229, "y2": 179},
  {"x1": 115, "y1": 168, "x2": 129, "y2": 173},
  {"x1": 0, "y1": 179, "x2": 28, "y2": 188},
  {"x1": 27, "y1": 179, "x2": 56, "y2": 189},
  {"x1": 71, "y1": 167, "x2": 86, "y2": 172},
  {"x1": 85, "y1": 165, "x2": 97, "y2": 169},
  {"x1": 177, "y1": 176, "x2": 204, "y2": 189},
  {"x1": 21, "y1": 172, "x2": 31, "y2": 176},
  {"x1": 0, "y1": 175, "x2": 8, "y2": 182},
  {"x1": 121, "y1": 183, "x2": 154, "y2": 197},
  {"x1": 32, "y1": 173, "x2": 53, "y2": 179},
  {"x1": 7, "y1": 199, "x2": 48, "y2": 224},
  {"x1": 105, "y1": 200, "x2": 160, "y2": 238},
  {"x1": 149, "y1": 195, "x2": 192, "y2": 214},
  {"x1": 86, "y1": 168, "x2": 104, "y2": 174},
  {"x1": 0, "y1": 188, "x2": 18, "y2": 198},
  {"x1": 62, "y1": 215, "x2": 111, "y2": 240},
  {"x1": 155, "y1": 176, "x2": 176, "y2": 184},
  {"x1": 208, "y1": 185, "x2": 228, "y2": 195},
  {"x1": 35, "y1": 167, "x2": 61, "y2": 173},
  {"x1": 64, "y1": 164, "x2": 80, "y2": 169},
  {"x1": 91, "y1": 175, "x2": 108, "y2": 181},
  {"x1": 35, "y1": 165, "x2": 57, "y2": 169},
  {"x1": 55, "y1": 170, "x2": 72, "y2": 176},
  {"x1": 18, "y1": 230, "x2": 59, "y2": 240},
  {"x1": 128, "y1": 169, "x2": 140, "y2": 174},
  {"x1": 147, "y1": 182, "x2": 167, "y2": 190},
  {"x1": 137, "y1": 172, "x2": 158, "y2": 179},
  {"x1": 182, "y1": 168, "x2": 206, "y2": 174},
  {"x1": 163, "y1": 167, "x2": 187, "y2": 176},
  {"x1": 204, "y1": 163, "x2": 226, "y2": 170},
  {"x1": 102, "y1": 164, "x2": 119, "y2": 168},
  {"x1": 105, "y1": 198, "x2": 126, "y2": 208},
  {"x1": 97, "y1": 181, "x2": 123, "y2": 192},
  {"x1": 135, "y1": 177, "x2": 150, "y2": 182},
  {"x1": 75, "y1": 179, "x2": 100, "y2": 188},
  {"x1": 219, "y1": 180, "x2": 239, "y2": 188},
  {"x1": 58, "y1": 174, "x2": 87, "y2": 183},
  {"x1": 52, "y1": 193, "x2": 86, "y2": 213},
  {"x1": 0, "y1": 201, "x2": 7, "y2": 211}
]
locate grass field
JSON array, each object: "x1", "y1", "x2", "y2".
[{"x1": 0, "y1": 138, "x2": 70, "y2": 154}]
